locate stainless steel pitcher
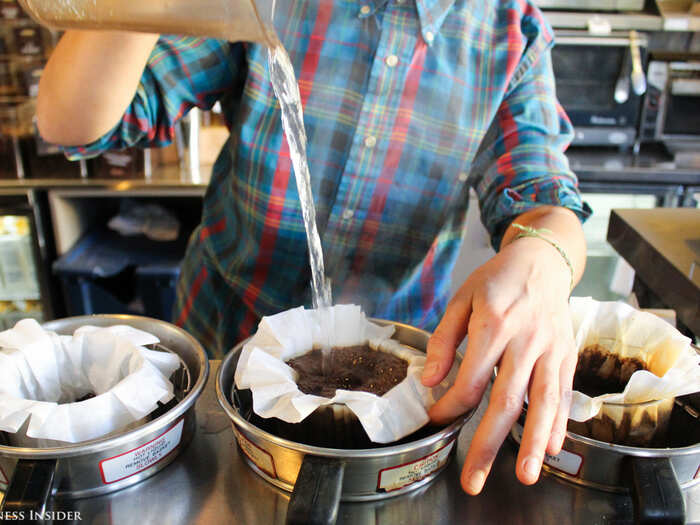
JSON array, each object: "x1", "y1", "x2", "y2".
[{"x1": 17, "y1": 0, "x2": 276, "y2": 45}]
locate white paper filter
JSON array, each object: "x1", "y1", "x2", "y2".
[
  {"x1": 0, "y1": 319, "x2": 181, "y2": 444},
  {"x1": 235, "y1": 304, "x2": 457, "y2": 444},
  {"x1": 569, "y1": 297, "x2": 700, "y2": 424}
]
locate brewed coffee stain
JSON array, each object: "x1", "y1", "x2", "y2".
[
  {"x1": 573, "y1": 344, "x2": 646, "y2": 398},
  {"x1": 570, "y1": 345, "x2": 700, "y2": 448}
]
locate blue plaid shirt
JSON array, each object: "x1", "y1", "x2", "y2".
[{"x1": 66, "y1": 0, "x2": 590, "y2": 357}]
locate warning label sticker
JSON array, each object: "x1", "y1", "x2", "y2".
[
  {"x1": 233, "y1": 427, "x2": 277, "y2": 479},
  {"x1": 100, "y1": 419, "x2": 184, "y2": 484},
  {"x1": 511, "y1": 424, "x2": 583, "y2": 477},
  {"x1": 378, "y1": 440, "x2": 455, "y2": 492},
  {"x1": 542, "y1": 447, "x2": 584, "y2": 477}
]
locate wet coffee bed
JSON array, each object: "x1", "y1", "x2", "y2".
[
  {"x1": 286, "y1": 345, "x2": 408, "y2": 398},
  {"x1": 232, "y1": 345, "x2": 434, "y2": 449}
]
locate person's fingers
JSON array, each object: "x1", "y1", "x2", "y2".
[
  {"x1": 546, "y1": 342, "x2": 577, "y2": 455},
  {"x1": 459, "y1": 339, "x2": 536, "y2": 495},
  {"x1": 428, "y1": 308, "x2": 512, "y2": 424},
  {"x1": 516, "y1": 350, "x2": 560, "y2": 485},
  {"x1": 422, "y1": 285, "x2": 474, "y2": 387}
]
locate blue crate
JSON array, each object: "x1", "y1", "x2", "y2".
[{"x1": 53, "y1": 229, "x2": 184, "y2": 322}]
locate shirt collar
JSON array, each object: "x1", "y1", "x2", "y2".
[
  {"x1": 414, "y1": 0, "x2": 456, "y2": 44},
  {"x1": 360, "y1": 0, "x2": 456, "y2": 45}
]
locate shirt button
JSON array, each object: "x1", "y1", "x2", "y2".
[
  {"x1": 458, "y1": 172, "x2": 468, "y2": 182},
  {"x1": 359, "y1": 5, "x2": 371, "y2": 15},
  {"x1": 425, "y1": 31, "x2": 435, "y2": 43},
  {"x1": 342, "y1": 209, "x2": 354, "y2": 220},
  {"x1": 364, "y1": 135, "x2": 377, "y2": 148},
  {"x1": 385, "y1": 55, "x2": 399, "y2": 68}
]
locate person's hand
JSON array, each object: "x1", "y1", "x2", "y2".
[{"x1": 421, "y1": 235, "x2": 577, "y2": 495}]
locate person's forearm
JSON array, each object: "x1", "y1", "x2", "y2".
[
  {"x1": 37, "y1": 30, "x2": 160, "y2": 146},
  {"x1": 500, "y1": 205, "x2": 587, "y2": 289}
]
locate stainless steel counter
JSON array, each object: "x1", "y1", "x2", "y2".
[
  {"x1": 0, "y1": 164, "x2": 210, "y2": 194},
  {"x1": 40, "y1": 361, "x2": 700, "y2": 525},
  {"x1": 567, "y1": 146, "x2": 700, "y2": 187},
  {"x1": 608, "y1": 208, "x2": 700, "y2": 336}
]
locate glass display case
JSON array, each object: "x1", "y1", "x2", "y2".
[{"x1": 0, "y1": 190, "x2": 51, "y2": 328}]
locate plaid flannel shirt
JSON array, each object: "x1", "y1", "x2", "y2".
[{"x1": 66, "y1": 0, "x2": 590, "y2": 357}]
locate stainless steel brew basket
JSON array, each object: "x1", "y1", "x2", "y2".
[
  {"x1": 0, "y1": 315, "x2": 209, "y2": 504},
  {"x1": 509, "y1": 347, "x2": 700, "y2": 525},
  {"x1": 217, "y1": 319, "x2": 472, "y2": 525}
]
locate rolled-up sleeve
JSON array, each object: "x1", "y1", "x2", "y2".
[
  {"x1": 471, "y1": 33, "x2": 592, "y2": 251},
  {"x1": 64, "y1": 36, "x2": 242, "y2": 159}
]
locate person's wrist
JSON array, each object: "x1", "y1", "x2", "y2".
[
  {"x1": 511, "y1": 223, "x2": 574, "y2": 293},
  {"x1": 507, "y1": 228, "x2": 574, "y2": 295}
]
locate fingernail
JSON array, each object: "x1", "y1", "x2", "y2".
[
  {"x1": 523, "y1": 457, "x2": 540, "y2": 479},
  {"x1": 422, "y1": 361, "x2": 439, "y2": 380},
  {"x1": 466, "y1": 469, "x2": 486, "y2": 494}
]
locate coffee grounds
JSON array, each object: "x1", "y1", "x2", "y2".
[
  {"x1": 286, "y1": 345, "x2": 408, "y2": 398},
  {"x1": 573, "y1": 344, "x2": 646, "y2": 398}
]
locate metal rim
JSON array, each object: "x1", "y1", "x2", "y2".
[
  {"x1": 539, "y1": 461, "x2": 700, "y2": 493},
  {"x1": 562, "y1": 428, "x2": 700, "y2": 457},
  {"x1": 0, "y1": 314, "x2": 209, "y2": 458},
  {"x1": 596, "y1": 398, "x2": 681, "y2": 409},
  {"x1": 216, "y1": 319, "x2": 471, "y2": 458}
]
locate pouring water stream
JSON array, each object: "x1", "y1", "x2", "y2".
[{"x1": 265, "y1": 21, "x2": 333, "y2": 371}]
